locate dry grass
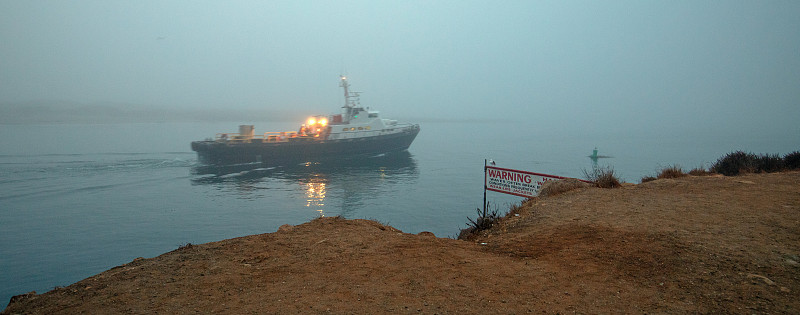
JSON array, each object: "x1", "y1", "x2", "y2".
[
  {"x1": 539, "y1": 178, "x2": 591, "y2": 197},
  {"x1": 641, "y1": 165, "x2": 689, "y2": 183},
  {"x1": 640, "y1": 176, "x2": 657, "y2": 183}
]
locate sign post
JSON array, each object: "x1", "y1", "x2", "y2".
[{"x1": 482, "y1": 159, "x2": 489, "y2": 217}]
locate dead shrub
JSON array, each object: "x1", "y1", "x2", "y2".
[
  {"x1": 583, "y1": 166, "x2": 622, "y2": 188},
  {"x1": 657, "y1": 165, "x2": 686, "y2": 179},
  {"x1": 688, "y1": 167, "x2": 712, "y2": 176}
]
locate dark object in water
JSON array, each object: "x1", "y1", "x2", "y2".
[{"x1": 589, "y1": 147, "x2": 612, "y2": 159}]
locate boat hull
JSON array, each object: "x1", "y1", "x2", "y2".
[{"x1": 192, "y1": 125, "x2": 420, "y2": 165}]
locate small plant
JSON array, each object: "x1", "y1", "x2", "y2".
[
  {"x1": 711, "y1": 151, "x2": 757, "y2": 176},
  {"x1": 785, "y1": 151, "x2": 800, "y2": 170},
  {"x1": 755, "y1": 153, "x2": 784, "y2": 173},
  {"x1": 583, "y1": 166, "x2": 621, "y2": 188},
  {"x1": 459, "y1": 202, "x2": 502, "y2": 240},
  {"x1": 657, "y1": 165, "x2": 686, "y2": 179},
  {"x1": 466, "y1": 206, "x2": 500, "y2": 232}
]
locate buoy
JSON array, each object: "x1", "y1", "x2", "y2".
[{"x1": 589, "y1": 147, "x2": 612, "y2": 159}]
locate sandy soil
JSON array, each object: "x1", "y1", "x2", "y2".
[{"x1": 4, "y1": 171, "x2": 799, "y2": 314}]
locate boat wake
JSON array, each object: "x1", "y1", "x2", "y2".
[{"x1": 0, "y1": 152, "x2": 197, "y2": 201}]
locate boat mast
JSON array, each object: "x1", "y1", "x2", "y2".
[
  {"x1": 340, "y1": 75, "x2": 350, "y2": 105},
  {"x1": 339, "y1": 75, "x2": 361, "y2": 123}
]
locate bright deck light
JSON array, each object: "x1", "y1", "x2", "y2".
[
  {"x1": 319, "y1": 118, "x2": 328, "y2": 126},
  {"x1": 308, "y1": 118, "x2": 316, "y2": 125}
]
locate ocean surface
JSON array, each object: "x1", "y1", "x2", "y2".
[{"x1": 0, "y1": 121, "x2": 796, "y2": 308}]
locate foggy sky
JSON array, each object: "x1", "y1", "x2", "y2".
[{"x1": 2, "y1": 1, "x2": 799, "y2": 135}]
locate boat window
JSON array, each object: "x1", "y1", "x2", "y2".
[
  {"x1": 358, "y1": 127, "x2": 363, "y2": 130},
  {"x1": 365, "y1": 126, "x2": 371, "y2": 130},
  {"x1": 342, "y1": 128, "x2": 348, "y2": 132},
  {"x1": 369, "y1": 113, "x2": 378, "y2": 118}
]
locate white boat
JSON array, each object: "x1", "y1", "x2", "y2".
[{"x1": 191, "y1": 76, "x2": 420, "y2": 165}]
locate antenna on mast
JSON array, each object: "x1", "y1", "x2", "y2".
[{"x1": 340, "y1": 75, "x2": 350, "y2": 108}]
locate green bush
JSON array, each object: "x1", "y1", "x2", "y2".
[
  {"x1": 755, "y1": 153, "x2": 785, "y2": 173},
  {"x1": 711, "y1": 151, "x2": 757, "y2": 176},
  {"x1": 785, "y1": 151, "x2": 800, "y2": 170}
]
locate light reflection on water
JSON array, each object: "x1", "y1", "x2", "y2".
[{"x1": 305, "y1": 182, "x2": 326, "y2": 216}]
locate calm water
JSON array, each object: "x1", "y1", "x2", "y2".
[{"x1": 0, "y1": 121, "x2": 796, "y2": 307}]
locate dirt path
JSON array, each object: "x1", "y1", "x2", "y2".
[{"x1": 4, "y1": 172, "x2": 799, "y2": 314}]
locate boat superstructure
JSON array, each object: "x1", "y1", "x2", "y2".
[{"x1": 191, "y1": 76, "x2": 420, "y2": 165}]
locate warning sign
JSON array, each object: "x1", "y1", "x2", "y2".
[{"x1": 485, "y1": 166, "x2": 583, "y2": 198}]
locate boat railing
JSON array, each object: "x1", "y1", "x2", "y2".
[
  {"x1": 327, "y1": 124, "x2": 417, "y2": 140},
  {"x1": 215, "y1": 131, "x2": 298, "y2": 143}
]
